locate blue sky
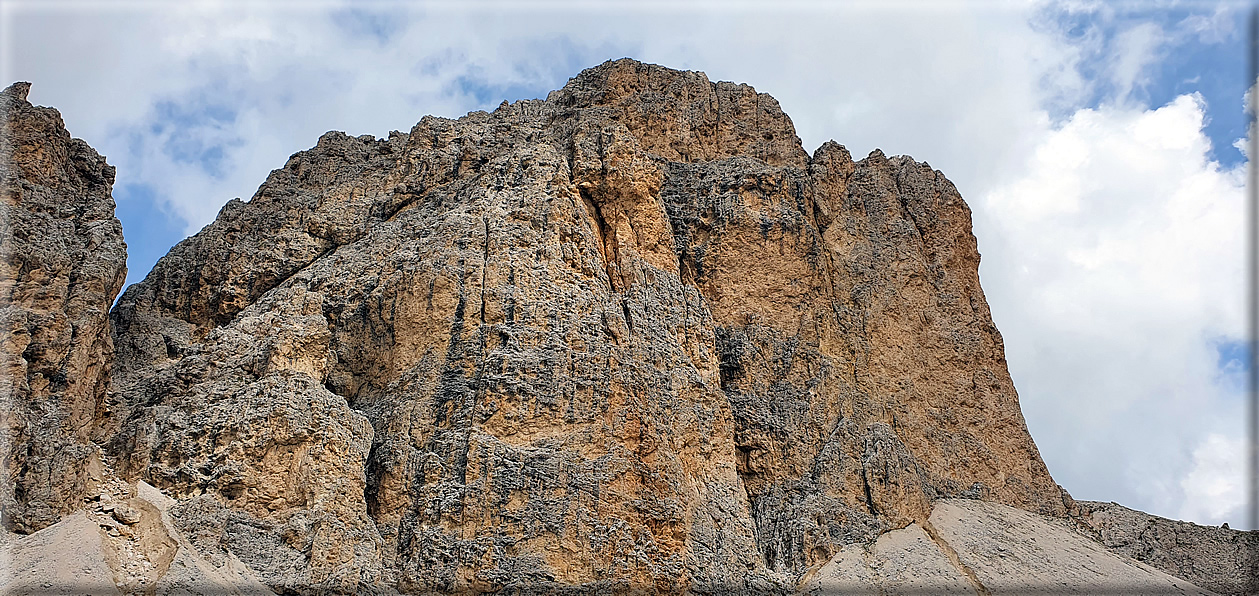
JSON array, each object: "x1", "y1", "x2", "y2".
[
  {"x1": 2, "y1": 0, "x2": 1252, "y2": 529},
  {"x1": 113, "y1": 183, "x2": 190, "y2": 290},
  {"x1": 1042, "y1": 4, "x2": 1248, "y2": 165}
]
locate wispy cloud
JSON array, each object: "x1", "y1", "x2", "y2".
[{"x1": 330, "y1": 6, "x2": 411, "y2": 45}]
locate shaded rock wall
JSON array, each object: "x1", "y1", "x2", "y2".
[
  {"x1": 105, "y1": 59, "x2": 1067, "y2": 592},
  {"x1": 0, "y1": 82, "x2": 127, "y2": 532}
]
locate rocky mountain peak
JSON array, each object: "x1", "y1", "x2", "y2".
[
  {"x1": 2, "y1": 61, "x2": 1252, "y2": 595},
  {"x1": 101, "y1": 59, "x2": 1067, "y2": 590},
  {"x1": 546, "y1": 58, "x2": 809, "y2": 167}
]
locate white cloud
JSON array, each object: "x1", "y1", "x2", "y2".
[
  {"x1": 1180, "y1": 433, "x2": 1246, "y2": 525},
  {"x1": 980, "y1": 92, "x2": 1247, "y2": 523},
  {"x1": 1176, "y1": 4, "x2": 1239, "y2": 45},
  {"x1": 1108, "y1": 22, "x2": 1166, "y2": 105}
]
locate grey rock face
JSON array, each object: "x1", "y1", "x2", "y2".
[
  {"x1": 928, "y1": 499, "x2": 1215, "y2": 595},
  {"x1": 0, "y1": 81, "x2": 127, "y2": 533},
  {"x1": 1074, "y1": 500, "x2": 1259, "y2": 596},
  {"x1": 105, "y1": 59, "x2": 1068, "y2": 592}
]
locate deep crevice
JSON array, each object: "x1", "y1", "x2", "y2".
[
  {"x1": 860, "y1": 465, "x2": 878, "y2": 517},
  {"x1": 578, "y1": 186, "x2": 617, "y2": 291},
  {"x1": 480, "y1": 215, "x2": 490, "y2": 326},
  {"x1": 621, "y1": 297, "x2": 633, "y2": 335}
]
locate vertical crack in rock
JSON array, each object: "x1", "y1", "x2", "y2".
[
  {"x1": 860, "y1": 465, "x2": 879, "y2": 517},
  {"x1": 578, "y1": 185, "x2": 615, "y2": 290},
  {"x1": 480, "y1": 214, "x2": 490, "y2": 326},
  {"x1": 435, "y1": 283, "x2": 472, "y2": 486},
  {"x1": 621, "y1": 296, "x2": 634, "y2": 335}
]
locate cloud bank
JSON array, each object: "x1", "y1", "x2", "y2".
[{"x1": 981, "y1": 92, "x2": 1247, "y2": 524}]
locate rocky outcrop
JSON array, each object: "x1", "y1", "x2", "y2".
[
  {"x1": 0, "y1": 81, "x2": 127, "y2": 533},
  {"x1": 1073, "y1": 500, "x2": 1259, "y2": 595},
  {"x1": 103, "y1": 59, "x2": 1068, "y2": 592}
]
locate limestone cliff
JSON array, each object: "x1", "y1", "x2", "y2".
[
  {"x1": 0, "y1": 81, "x2": 127, "y2": 533},
  {"x1": 105, "y1": 59, "x2": 1066, "y2": 592},
  {"x1": 3, "y1": 60, "x2": 1246, "y2": 595}
]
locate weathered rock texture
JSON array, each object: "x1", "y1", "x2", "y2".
[
  {"x1": 0, "y1": 81, "x2": 127, "y2": 533},
  {"x1": 1073, "y1": 500, "x2": 1259, "y2": 596},
  {"x1": 104, "y1": 59, "x2": 1069, "y2": 592}
]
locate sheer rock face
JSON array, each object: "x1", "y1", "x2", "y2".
[
  {"x1": 0, "y1": 82, "x2": 127, "y2": 533},
  {"x1": 105, "y1": 59, "x2": 1066, "y2": 591}
]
